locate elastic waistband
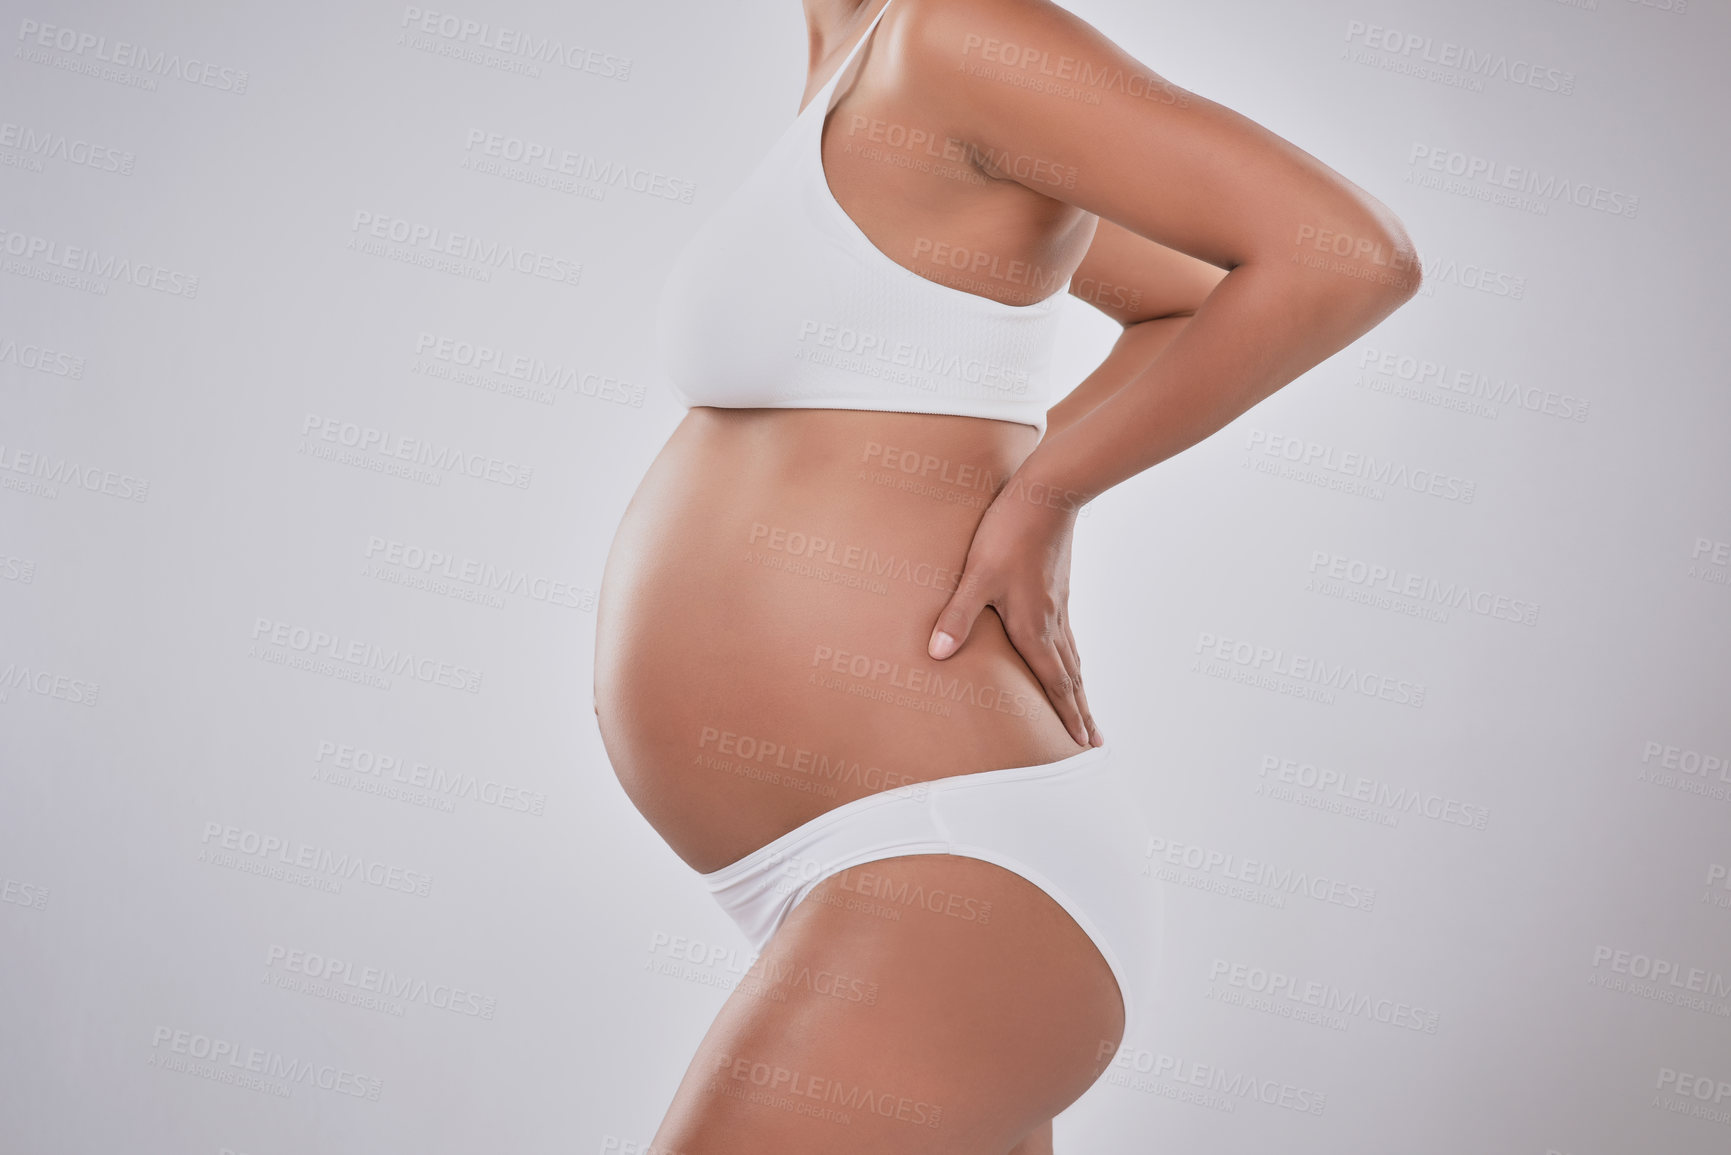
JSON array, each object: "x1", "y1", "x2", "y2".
[{"x1": 698, "y1": 743, "x2": 1111, "y2": 888}]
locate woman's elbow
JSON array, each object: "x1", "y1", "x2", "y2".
[
  {"x1": 1283, "y1": 207, "x2": 1422, "y2": 313},
  {"x1": 1373, "y1": 215, "x2": 1423, "y2": 303},
  {"x1": 1348, "y1": 197, "x2": 1423, "y2": 304}
]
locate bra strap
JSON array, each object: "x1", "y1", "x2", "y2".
[{"x1": 815, "y1": 0, "x2": 898, "y2": 109}]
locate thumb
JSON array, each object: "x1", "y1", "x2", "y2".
[{"x1": 929, "y1": 572, "x2": 988, "y2": 659}]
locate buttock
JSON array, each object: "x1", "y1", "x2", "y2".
[{"x1": 698, "y1": 743, "x2": 1165, "y2": 1042}]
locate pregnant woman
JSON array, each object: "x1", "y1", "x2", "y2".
[{"x1": 595, "y1": 0, "x2": 1419, "y2": 1149}]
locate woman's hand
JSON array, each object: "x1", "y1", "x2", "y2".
[{"x1": 927, "y1": 476, "x2": 1101, "y2": 748}]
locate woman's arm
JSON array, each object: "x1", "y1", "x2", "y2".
[
  {"x1": 920, "y1": 0, "x2": 1421, "y2": 502},
  {"x1": 1049, "y1": 218, "x2": 1227, "y2": 440},
  {"x1": 915, "y1": 0, "x2": 1421, "y2": 746}
]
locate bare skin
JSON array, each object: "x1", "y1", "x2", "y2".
[{"x1": 594, "y1": 0, "x2": 1419, "y2": 1149}]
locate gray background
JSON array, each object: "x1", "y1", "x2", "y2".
[{"x1": 2, "y1": 0, "x2": 1727, "y2": 1152}]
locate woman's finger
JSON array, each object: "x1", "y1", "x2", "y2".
[
  {"x1": 929, "y1": 566, "x2": 993, "y2": 659},
  {"x1": 1056, "y1": 622, "x2": 1100, "y2": 746},
  {"x1": 1010, "y1": 612, "x2": 1089, "y2": 746}
]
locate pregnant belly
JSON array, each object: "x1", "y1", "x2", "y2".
[{"x1": 594, "y1": 407, "x2": 1085, "y2": 874}]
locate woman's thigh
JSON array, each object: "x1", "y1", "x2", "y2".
[{"x1": 651, "y1": 854, "x2": 1124, "y2": 1153}]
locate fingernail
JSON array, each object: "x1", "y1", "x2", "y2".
[{"x1": 929, "y1": 631, "x2": 956, "y2": 659}]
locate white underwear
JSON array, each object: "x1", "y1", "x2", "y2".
[{"x1": 698, "y1": 743, "x2": 1164, "y2": 1041}]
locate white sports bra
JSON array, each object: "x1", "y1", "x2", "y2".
[{"x1": 654, "y1": 0, "x2": 1070, "y2": 435}]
